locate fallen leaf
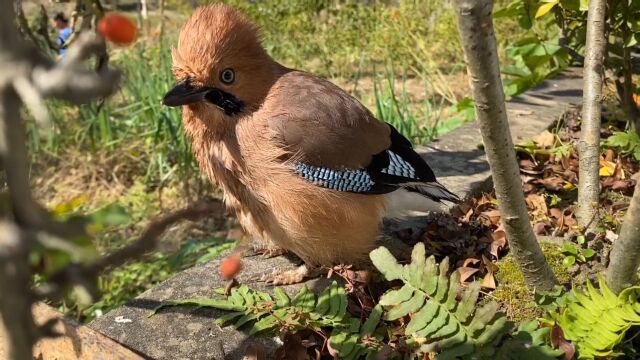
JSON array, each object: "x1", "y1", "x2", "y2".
[
  {"x1": 549, "y1": 208, "x2": 563, "y2": 219},
  {"x1": 604, "y1": 149, "x2": 615, "y2": 162},
  {"x1": 481, "y1": 271, "x2": 496, "y2": 290},
  {"x1": 274, "y1": 332, "x2": 309, "y2": 360},
  {"x1": 599, "y1": 158, "x2": 617, "y2": 177},
  {"x1": 463, "y1": 258, "x2": 481, "y2": 267},
  {"x1": 245, "y1": 343, "x2": 267, "y2": 360},
  {"x1": 532, "y1": 130, "x2": 556, "y2": 148},
  {"x1": 536, "y1": 176, "x2": 565, "y2": 191},
  {"x1": 480, "y1": 209, "x2": 502, "y2": 226},
  {"x1": 482, "y1": 254, "x2": 499, "y2": 273},
  {"x1": 526, "y1": 194, "x2": 548, "y2": 215},
  {"x1": 489, "y1": 230, "x2": 507, "y2": 257},
  {"x1": 458, "y1": 267, "x2": 480, "y2": 283},
  {"x1": 533, "y1": 222, "x2": 547, "y2": 235},
  {"x1": 550, "y1": 324, "x2": 576, "y2": 360}
]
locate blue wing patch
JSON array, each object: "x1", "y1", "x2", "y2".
[{"x1": 293, "y1": 162, "x2": 374, "y2": 192}]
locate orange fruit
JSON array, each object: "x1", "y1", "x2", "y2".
[
  {"x1": 220, "y1": 255, "x2": 242, "y2": 280},
  {"x1": 98, "y1": 13, "x2": 137, "y2": 45}
]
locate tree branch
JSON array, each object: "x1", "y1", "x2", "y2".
[
  {"x1": 452, "y1": 0, "x2": 558, "y2": 291},
  {"x1": 577, "y1": 0, "x2": 607, "y2": 231}
]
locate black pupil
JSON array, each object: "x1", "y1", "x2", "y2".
[{"x1": 222, "y1": 70, "x2": 233, "y2": 83}]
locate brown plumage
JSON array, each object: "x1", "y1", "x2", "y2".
[{"x1": 163, "y1": 4, "x2": 458, "y2": 284}]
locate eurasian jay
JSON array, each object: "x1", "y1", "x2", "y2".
[{"x1": 162, "y1": 4, "x2": 459, "y2": 284}]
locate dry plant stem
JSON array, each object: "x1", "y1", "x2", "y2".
[
  {"x1": 577, "y1": 0, "x2": 607, "y2": 231},
  {"x1": 91, "y1": 200, "x2": 224, "y2": 274},
  {"x1": 606, "y1": 180, "x2": 640, "y2": 293},
  {"x1": 452, "y1": 0, "x2": 558, "y2": 291},
  {"x1": 0, "y1": 222, "x2": 36, "y2": 360}
]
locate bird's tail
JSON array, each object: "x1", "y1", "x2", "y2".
[
  {"x1": 383, "y1": 182, "x2": 459, "y2": 219},
  {"x1": 402, "y1": 181, "x2": 460, "y2": 204}
]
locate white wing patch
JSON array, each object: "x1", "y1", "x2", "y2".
[{"x1": 380, "y1": 151, "x2": 416, "y2": 178}]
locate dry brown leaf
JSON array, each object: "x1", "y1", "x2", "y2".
[
  {"x1": 463, "y1": 258, "x2": 481, "y2": 267},
  {"x1": 245, "y1": 343, "x2": 267, "y2": 360},
  {"x1": 458, "y1": 267, "x2": 480, "y2": 283},
  {"x1": 604, "y1": 149, "x2": 615, "y2": 162},
  {"x1": 489, "y1": 230, "x2": 507, "y2": 258},
  {"x1": 526, "y1": 194, "x2": 548, "y2": 214},
  {"x1": 549, "y1": 208, "x2": 563, "y2": 220},
  {"x1": 532, "y1": 130, "x2": 556, "y2": 148},
  {"x1": 482, "y1": 254, "x2": 499, "y2": 273},
  {"x1": 611, "y1": 180, "x2": 634, "y2": 192},
  {"x1": 551, "y1": 324, "x2": 576, "y2": 360},
  {"x1": 274, "y1": 333, "x2": 309, "y2": 360},
  {"x1": 481, "y1": 271, "x2": 496, "y2": 290},
  {"x1": 536, "y1": 176, "x2": 565, "y2": 191},
  {"x1": 480, "y1": 209, "x2": 501, "y2": 226},
  {"x1": 533, "y1": 222, "x2": 547, "y2": 235}
]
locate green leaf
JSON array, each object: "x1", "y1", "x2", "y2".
[
  {"x1": 562, "y1": 243, "x2": 579, "y2": 255},
  {"x1": 291, "y1": 285, "x2": 315, "y2": 312},
  {"x1": 274, "y1": 287, "x2": 290, "y2": 308},
  {"x1": 576, "y1": 235, "x2": 586, "y2": 245},
  {"x1": 563, "y1": 256, "x2": 576, "y2": 267},
  {"x1": 535, "y1": 2, "x2": 558, "y2": 19},
  {"x1": 370, "y1": 246, "x2": 404, "y2": 280},
  {"x1": 360, "y1": 305, "x2": 383, "y2": 336},
  {"x1": 148, "y1": 297, "x2": 244, "y2": 316},
  {"x1": 582, "y1": 248, "x2": 596, "y2": 259}
]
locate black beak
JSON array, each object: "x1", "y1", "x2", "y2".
[{"x1": 162, "y1": 81, "x2": 210, "y2": 107}]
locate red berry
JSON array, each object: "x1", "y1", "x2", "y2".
[
  {"x1": 97, "y1": 13, "x2": 137, "y2": 45},
  {"x1": 220, "y1": 255, "x2": 242, "y2": 280}
]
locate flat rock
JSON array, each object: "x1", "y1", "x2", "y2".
[
  {"x1": 89, "y1": 69, "x2": 583, "y2": 360},
  {"x1": 418, "y1": 68, "x2": 583, "y2": 199}
]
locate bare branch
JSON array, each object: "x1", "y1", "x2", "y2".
[
  {"x1": 577, "y1": 0, "x2": 607, "y2": 231},
  {"x1": 452, "y1": 0, "x2": 558, "y2": 291}
]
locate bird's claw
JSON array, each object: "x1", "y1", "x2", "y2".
[
  {"x1": 257, "y1": 265, "x2": 312, "y2": 285},
  {"x1": 244, "y1": 245, "x2": 287, "y2": 259}
]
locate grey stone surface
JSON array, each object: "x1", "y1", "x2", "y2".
[
  {"x1": 89, "y1": 69, "x2": 583, "y2": 360},
  {"x1": 418, "y1": 68, "x2": 583, "y2": 199}
]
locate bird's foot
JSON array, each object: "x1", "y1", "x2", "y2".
[
  {"x1": 258, "y1": 264, "x2": 321, "y2": 285},
  {"x1": 244, "y1": 244, "x2": 287, "y2": 259}
]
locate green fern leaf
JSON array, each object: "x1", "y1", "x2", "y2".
[
  {"x1": 370, "y1": 243, "x2": 510, "y2": 358},
  {"x1": 328, "y1": 304, "x2": 385, "y2": 360},
  {"x1": 552, "y1": 275, "x2": 640, "y2": 359}
]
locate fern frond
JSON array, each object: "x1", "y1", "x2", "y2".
[
  {"x1": 370, "y1": 242, "x2": 511, "y2": 359},
  {"x1": 328, "y1": 304, "x2": 385, "y2": 360},
  {"x1": 551, "y1": 275, "x2": 640, "y2": 359}
]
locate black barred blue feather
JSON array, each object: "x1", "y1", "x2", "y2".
[{"x1": 291, "y1": 123, "x2": 460, "y2": 204}]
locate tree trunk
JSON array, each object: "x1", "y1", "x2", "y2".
[
  {"x1": 0, "y1": 3, "x2": 37, "y2": 358},
  {"x1": 577, "y1": 0, "x2": 607, "y2": 231},
  {"x1": 452, "y1": 0, "x2": 558, "y2": 291},
  {"x1": 606, "y1": 178, "x2": 640, "y2": 293}
]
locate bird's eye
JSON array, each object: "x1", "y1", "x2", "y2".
[{"x1": 220, "y1": 68, "x2": 235, "y2": 85}]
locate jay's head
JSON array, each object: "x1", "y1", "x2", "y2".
[{"x1": 163, "y1": 4, "x2": 277, "y2": 126}]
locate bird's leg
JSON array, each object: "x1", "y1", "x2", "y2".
[
  {"x1": 258, "y1": 264, "x2": 323, "y2": 285},
  {"x1": 247, "y1": 243, "x2": 287, "y2": 258},
  {"x1": 242, "y1": 240, "x2": 287, "y2": 259}
]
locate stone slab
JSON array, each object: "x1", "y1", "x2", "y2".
[
  {"x1": 89, "y1": 69, "x2": 584, "y2": 360},
  {"x1": 418, "y1": 68, "x2": 583, "y2": 199},
  {"x1": 0, "y1": 302, "x2": 145, "y2": 360}
]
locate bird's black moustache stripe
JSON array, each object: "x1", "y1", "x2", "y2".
[
  {"x1": 204, "y1": 88, "x2": 244, "y2": 116},
  {"x1": 162, "y1": 81, "x2": 243, "y2": 116}
]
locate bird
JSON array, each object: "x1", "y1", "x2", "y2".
[{"x1": 162, "y1": 4, "x2": 459, "y2": 285}]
